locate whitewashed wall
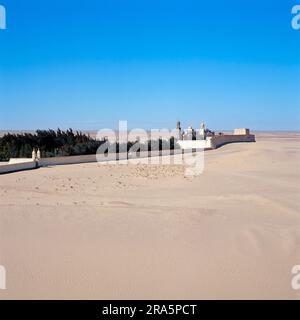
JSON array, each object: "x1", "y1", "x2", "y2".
[
  {"x1": 0, "y1": 161, "x2": 37, "y2": 174},
  {"x1": 177, "y1": 140, "x2": 211, "y2": 150},
  {"x1": 177, "y1": 134, "x2": 255, "y2": 150},
  {"x1": 210, "y1": 134, "x2": 255, "y2": 149},
  {"x1": 39, "y1": 154, "x2": 97, "y2": 167},
  {"x1": 9, "y1": 158, "x2": 34, "y2": 164}
]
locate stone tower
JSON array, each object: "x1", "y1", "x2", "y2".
[
  {"x1": 199, "y1": 122, "x2": 206, "y2": 140},
  {"x1": 176, "y1": 120, "x2": 182, "y2": 140}
]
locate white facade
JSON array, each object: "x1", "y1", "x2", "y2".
[{"x1": 234, "y1": 128, "x2": 250, "y2": 135}]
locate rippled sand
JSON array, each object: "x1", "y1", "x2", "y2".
[{"x1": 0, "y1": 132, "x2": 299, "y2": 299}]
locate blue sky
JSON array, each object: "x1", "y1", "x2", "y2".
[{"x1": 0, "y1": 0, "x2": 299, "y2": 130}]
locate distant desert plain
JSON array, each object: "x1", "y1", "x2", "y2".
[{"x1": 0, "y1": 132, "x2": 299, "y2": 299}]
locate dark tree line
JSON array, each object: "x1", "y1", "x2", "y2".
[
  {"x1": 0, "y1": 129, "x2": 105, "y2": 161},
  {"x1": 0, "y1": 129, "x2": 180, "y2": 161}
]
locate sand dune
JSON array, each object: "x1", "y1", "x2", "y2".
[{"x1": 0, "y1": 132, "x2": 299, "y2": 299}]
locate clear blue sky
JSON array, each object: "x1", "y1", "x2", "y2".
[{"x1": 0, "y1": 0, "x2": 299, "y2": 130}]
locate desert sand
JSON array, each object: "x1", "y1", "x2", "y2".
[{"x1": 0, "y1": 132, "x2": 299, "y2": 299}]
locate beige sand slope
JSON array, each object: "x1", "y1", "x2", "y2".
[{"x1": 0, "y1": 132, "x2": 299, "y2": 299}]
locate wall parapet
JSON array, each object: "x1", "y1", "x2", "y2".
[
  {"x1": 39, "y1": 154, "x2": 97, "y2": 167},
  {"x1": 210, "y1": 134, "x2": 255, "y2": 149},
  {"x1": 177, "y1": 134, "x2": 255, "y2": 150},
  {"x1": 0, "y1": 161, "x2": 37, "y2": 175}
]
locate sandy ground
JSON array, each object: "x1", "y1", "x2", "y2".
[{"x1": 0, "y1": 132, "x2": 300, "y2": 299}]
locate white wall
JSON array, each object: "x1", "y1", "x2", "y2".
[
  {"x1": 177, "y1": 139, "x2": 211, "y2": 150},
  {"x1": 210, "y1": 134, "x2": 255, "y2": 149},
  {"x1": 177, "y1": 134, "x2": 255, "y2": 150},
  {"x1": 234, "y1": 128, "x2": 250, "y2": 135},
  {"x1": 9, "y1": 158, "x2": 34, "y2": 164},
  {"x1": 39, "y1": 154, "x2": 97, "y2": 167},
  {"x1": 39, "y1": 150, "x2": 185, "y2": 167},
  {"x1": 0, "y1": 161, "x2": 37, "y2": 174}
]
